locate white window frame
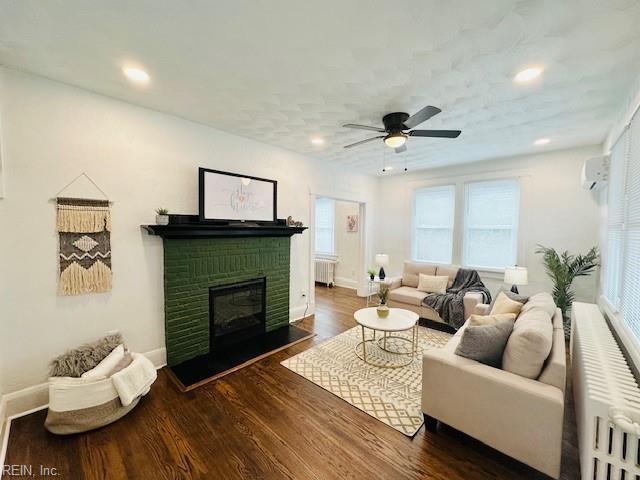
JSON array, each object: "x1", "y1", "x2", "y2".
[
  {"x1": 462, "y1": 178, "x2": 520, "y2": 271},
  {"x1": 314, "y1": 197, "x2": 336, "y2": 256},
  {"x1": 411, "y1": 184, "x2": 456, "y2": 264}
]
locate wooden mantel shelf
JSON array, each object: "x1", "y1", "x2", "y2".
[{"x1": 142, "y1": 223, "x2": 307, "y2": 239}]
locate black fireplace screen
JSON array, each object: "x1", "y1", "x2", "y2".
[{"x1": 209, "y1": 278, "x2": 266, "y2": 350}]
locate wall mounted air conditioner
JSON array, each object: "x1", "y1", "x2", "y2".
[{"x1": 581, "y1": 156, "x2": 609, "y2": 190}]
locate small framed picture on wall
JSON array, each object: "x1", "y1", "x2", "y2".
[{"x1": 347, "y1": 214, "x2": 358, "y2": 233}]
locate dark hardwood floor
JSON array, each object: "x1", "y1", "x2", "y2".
[{"x1": 6, "y1": 286, "x2": 579, "y2": 479}]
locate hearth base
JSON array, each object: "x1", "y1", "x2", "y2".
[{"x1": 166, "y1": 325, "x2": 314, "y2": 391}]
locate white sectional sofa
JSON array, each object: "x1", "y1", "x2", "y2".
[
  {"x1": 386, "y1": 261, "x2": 484, "y2": 323},
  {"x1": 421, "y1": 294, "x2": 566, "y2": 479}
]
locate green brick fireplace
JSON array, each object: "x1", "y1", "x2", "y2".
[{"x1": 163, "y1": 236, "x2": 292, "y2": 366}]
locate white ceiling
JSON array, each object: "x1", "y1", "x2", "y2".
[{"x1": 1, "y1": 0, "x2": 639, "y2": 174}]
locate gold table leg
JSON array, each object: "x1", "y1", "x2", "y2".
[{"x1": 361, "y1": 325, "x2": 367, "y2": 363}]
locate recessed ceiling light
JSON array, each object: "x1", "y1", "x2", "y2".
[
  {"x1": 534, "y1": 138, "x2": 550, "y2": 146},
  {"x1": 382, "y1": 166, "x2": 394, "y2": 172},
  {"x1": 123, "y1": 66, "x2": 150, "y2": 84},
  {"x1": 310, "y1": 137, "x2": 325, "y2": 146},
  {"x1": 514, "y1": 66, "x2": 543, "y2": 83}
]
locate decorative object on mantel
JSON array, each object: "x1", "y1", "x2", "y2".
[
  {"x1": 286, "y1": 215, "x2": 303, "y2": 227},
  {"x1": 155, "y1": 207, "x2": 169, "y2": 225},
  {"x1": 376, "y1": 253, "x2": 389, "y2": 280},
  {"x1": 535, "y1": 244, "x2": 599, "y2": 337},
  {"x1": 347, "y1": 214, "x2": 358, "y2": 232},
  {"x1": 53, "y1": 172, "x2": 112, "y2": 295},
  {"x1": 376, "y1": 283, "x2": 390, "y2": 318}
]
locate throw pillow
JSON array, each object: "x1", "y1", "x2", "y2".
[
  {"x1": 454, "y1": 318, "x2": 515, "y2": 367},
  {"x1": 490, "y1": 291, "x2": 524, "y2": 316},
  {"x1": 417, "y1": 274, "x2": 448, "y2": 294},
  {"x1": 468, "y1": 313, "x2": 517, "y2": 327},
  {"x1": 489, "y1": 288, "x2": 528, "y2": 312},
  {"x1": 49, "y1": 333, "x2": 124, "y2": 377},
  {"x1": 502, "y1": 307, "x2": 554, "y2": 379},
  {"x1": 81, "y1": 345, "x2": 126, "y2": 380}
]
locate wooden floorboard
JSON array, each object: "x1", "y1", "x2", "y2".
[{"x1": 5, "y1": 286, "x2": 579, "y2": 479}]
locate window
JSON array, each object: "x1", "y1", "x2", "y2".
[
  {"x1": 463, "y1": 179, "x2": 520, "y2": 269},
  {"x1": 315, "y1": 197, "x2": 335, "y2": 255},
  {"x1": 605, "y1": 108, "x2": 640, "y2": 340},
  {"x1": 412, "y1": 185, "x2": 455, "y2": 263},
  {"x1": 603, "y1": 134, "x2": 627, "y2": 309}
]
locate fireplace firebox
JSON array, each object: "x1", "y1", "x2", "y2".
[{"x1": 209, "y1": 278, "x2": 266, "y2": 351}]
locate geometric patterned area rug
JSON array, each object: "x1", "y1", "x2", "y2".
[{"x1": 281, "y1": 325, "x2": 452, "y2": 436}]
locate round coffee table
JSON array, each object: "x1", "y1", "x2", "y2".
[{"x1": 353, "y1": 307, "x2": 420, "y2": 367}]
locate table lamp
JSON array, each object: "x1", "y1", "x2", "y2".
[
  {"x1": 504, "y1": 266, "x2": 528, "y2": 294},
  {"x1": 376, "y1": 254, "x2": 389, "y2": 280}
]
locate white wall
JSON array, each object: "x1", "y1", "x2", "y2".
[
  {"x1": 376, "y1": 145, "x2": 602, "y2": 300},
  {"x1": 0, "y1": 68, "x2": 378, "y2": 393},
  {"x1": 333, "y1": 200, "x2": 360, "y2": 289}
]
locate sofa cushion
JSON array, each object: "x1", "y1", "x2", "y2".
[
  {"x1": 520, "y1": 292, "x2": 556, "y2": 317},
  {"x1": 417, "y1": 274, "x2": 448, "y2": 294},
  {"x1": 402, "y1": 261, "x2": 436, "y2": 288},
  {"x1": 388, "y1": 286, "x2": 427, "y2": 306},
  {"x1": 502, "y1": 307, "x2": 554, "y2": 379},
  {"x1": 468, "y1": 313, "x2": 517, "y2": 327},
  {"x1": 490, "y1": 291, "x2": 524, "y2": 316},
  {"x1": 454, "y1": 318, "x2": 515, "y2": 368},
  {"x1": 435, "y1": 264, "x2": 460, "y2": 288}
]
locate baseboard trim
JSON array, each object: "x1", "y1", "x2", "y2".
[
  {"x1": 334, "y1": 277, "x2": 358, "y2": 290},
  {"x1": 0, "y1": 346, "x2": 168, "y2": 470}
]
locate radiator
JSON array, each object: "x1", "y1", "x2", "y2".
[
  {"x1": 572, "y1": 302, "x2": 640, "y2": 480},
  {"x1": 314, "y1": 258, "x2": 336, "y2": 286}
]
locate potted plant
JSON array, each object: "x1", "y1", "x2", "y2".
[
  {"x1": 155, "y1": 208, "x2": 170, "y2": 225},
  {"x1": 376, "y1": 283, "x2": 390, "y2": 318},
  {"x1": 367, "y1": 268, "x2": 376, "y2": 281},
  {"x1": 535, "y1": 245, "x2": 599, "y2": 337}
]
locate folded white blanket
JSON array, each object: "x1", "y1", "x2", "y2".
[{"x1": 111, "y1": 353, "x2": 157, "y2": 406}]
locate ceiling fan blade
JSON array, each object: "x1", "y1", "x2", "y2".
[
  {"x1": 403, "y1": 106, "x2": 441, "y2": 129},
  {"x1": 409, "y1": 129, "x2": 461, "y2": 138},
  {"x1": 343, "y1": 136, "x2": 384, "y2": 149},
  {"x1": 342, "y1": 123, "x2": 386, "y2": 133},
  {"x1": 394, "y1": 145, "x2": 407, "y2": 154}
]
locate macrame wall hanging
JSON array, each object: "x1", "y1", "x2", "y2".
[{"x1": 53, "y1": 173, "x2": 113, "y2": 295}]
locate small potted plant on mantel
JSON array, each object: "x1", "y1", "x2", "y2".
[
  {"x1": 377, "y1": 283, "x2": 390, "y2": 318},
  {"x1": 367, "y1": 268, "x2": 376, "y2": 281},
  {"x1": 155, "y1": 208, "x2": 170, "y2": 225}
]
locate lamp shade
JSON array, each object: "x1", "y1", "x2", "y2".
[
  {"x1": 375, "y1": 254, "x2": 389, "y2": 267},
  {"x1": 504, "y1": 266, "x2": 528, "y2": 286}
]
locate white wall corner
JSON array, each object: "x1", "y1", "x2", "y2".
[{"x1": 290, "y1": 303, "x2": 314, "y2": 322}]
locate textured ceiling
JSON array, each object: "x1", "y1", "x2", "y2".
[{"x1": 1, "y1": 0, "x2": 640, "y2": 174}]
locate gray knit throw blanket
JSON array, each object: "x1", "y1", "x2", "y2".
[{"x1": 422, "y1": 268, "x2": 491, "y2": 329}]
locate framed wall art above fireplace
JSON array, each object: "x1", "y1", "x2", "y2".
[{"x1": 199, "y1": 168, "x2": 277, "y2": 223}]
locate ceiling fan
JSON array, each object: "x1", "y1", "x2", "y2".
[{"x1": 342, "y1": 105, "x2": 461, "y2": 153}]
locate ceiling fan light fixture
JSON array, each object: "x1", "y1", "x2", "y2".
[{"x1": 384, "y1": 132, "x2": 406, "y2": 149}]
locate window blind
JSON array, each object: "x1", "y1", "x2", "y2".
[
  {"x1": 622, "y1": 114, "x2": 640, "y2": 338},
  {"x1": 315, "y1": 197, "x2": 335, "y2": 255},
  {"x1": 412, "y1": 185, "x2": 455, "y2": 263},
  {"x1": 603, "y1": 133, "x2": 628, "y2": 309},
  {"x1": 463, "y1": 179, "x2": 520, "y2": 269}
]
